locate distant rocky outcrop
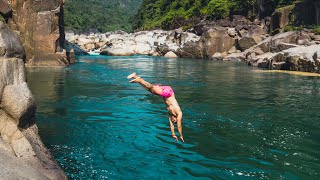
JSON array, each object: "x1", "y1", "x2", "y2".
[
  {"x1": 67, "y1": 15, "x2": 320, "y2": 74},
  {"x1": 0, "y1": 21, "x2": 66, "y2": 179},
  {"x1": 6, "y1": 0, "x2": 70, "y2": 66},
  {"x1": 67, "y1": 29, "x2": 201, "y2": 57},
  {"x1": 67, "y1": 15, "x2": 269, "y2": 59}
]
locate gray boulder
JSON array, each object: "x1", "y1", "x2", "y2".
[
  {"x1": 100, "y1": 48, "x2": 134, "y2": 56},
  {"x1": 201, "y1": 27, "x2": 235, "y2": 58},
  {"x1": 238, "y1": 37, "x2": 258, "y2": 51},
  {"x1": 0, "y1": 22, "x2": 26, "y2": 61},
  {"x1": 267, "y1": 45, "x2": 320, "y2": 72},
  {"x1": 255, "y1": 36, "x2": 273, "y2": 53},
  {"x1": 271, "y1": 31, "x2": 299, "y2": 51},
  {"x1": 247, "y1": 52, "x2": 275, "y2": 67},
  {"x1": 177, "y1": 41, "x2": 203, "y2": 59},
  {"x1": 1, "y1": 83, "x2": 36, "y2": 128}
]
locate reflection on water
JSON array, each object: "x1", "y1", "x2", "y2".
[{"x1": 26, "y1": 55, "x2": 320, "y2": 179}]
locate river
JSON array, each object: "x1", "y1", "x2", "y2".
[{"x1": 26, "y1": 55, "x2": 320, "y2": 179}]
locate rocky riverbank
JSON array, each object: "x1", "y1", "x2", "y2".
[
  {"x1": 0, "y1": 20, "x2": 66, "y2": 179},
  {"x1": 67, "y1": 15, "x2": 320, "y2": 73}
]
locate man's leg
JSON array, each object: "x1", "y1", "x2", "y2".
[
  {"x1": 128, "y1": 72, "x2": 154, "y2": 92},
  {"x1": 136, "y1": 78, "x2": 154, "y2": 92}
]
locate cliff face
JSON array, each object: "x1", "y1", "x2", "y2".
[
  {"x1": 0, "y1": 20, "x2": 67, "y2": 179},
  {"x1": 7, "y1": 0, "x2": 68, "y2": 66},
  {"x1": 271, "y1": 0, "x2": 320, "y2": 33}
]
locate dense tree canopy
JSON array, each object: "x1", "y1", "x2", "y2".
[
  {"x1": 132, "y1": 0, "x2": 296, "y2": 30},
  {"x1": 64, "y1": 0, "x2": 142, "y2": 33},
  {"x1": 64, "y1": 0, "x2": 298, "y2": 32}
]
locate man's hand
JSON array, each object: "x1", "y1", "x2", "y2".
[
  {"x1": 172, "y1": 135, "x2": 178, "y2": 142},
  {"x1": 180, "y1": 136, "x2": 185, "y2": 143}
]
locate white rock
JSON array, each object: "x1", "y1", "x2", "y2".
[{"x1": 164, "y1": 51, "x2": 178, "y2": 58}]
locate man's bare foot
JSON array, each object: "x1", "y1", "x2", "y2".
[
  {"x1": 129, "y1": 77, "x2": 141, "y2": 83},
  {"x1": 127, "y1": 72, "x2": 137, "y2": 79}
]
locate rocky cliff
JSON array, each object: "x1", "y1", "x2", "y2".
[
  {"x1": 271, "y1": 0, "x2": 320, "y2": 34},
  {"x1": 0, "y1": 21, "x2": 66, "y2": 179},
  {"x1": 5, "y1": 0, "x2": 69, "y2": 66},
  {"x1": 0, "y1": 2, "x2": 67, "y2": 179}
]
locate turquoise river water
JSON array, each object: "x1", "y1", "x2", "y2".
[{"x1": 26, "y1": 55, "x2": 320, "y2": 179}]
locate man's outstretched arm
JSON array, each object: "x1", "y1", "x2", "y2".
[
  {"x1": 177, "y1": 112, "x2": 184, "y2": 143},
  {"x1": 169, "y1": 118, "x2": 178, "y2": 142}
]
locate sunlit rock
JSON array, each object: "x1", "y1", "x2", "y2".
[{"x1": 164, "y1": 51, "x2": 178, "y2": 58}]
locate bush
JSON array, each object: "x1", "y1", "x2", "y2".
[
  {"x1": 206, "y1": 0, "x2": 230, "y2": 19},
  {"x1": 284, "y1": 25, "x2": 303, "y2": 32},
  {"x1": 313, "y1": 26, "x2": 320, "y2": 35}
]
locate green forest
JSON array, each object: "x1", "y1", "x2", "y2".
[
  {"x1": 64, "y1": 0, "x2": 297, "y2": 32},
  {"x1": 64, "y1": 0, "x2": 142, "y2": 32},
  {"x1": 133, "y1": 0, "x2": 296, "y2": 30}
]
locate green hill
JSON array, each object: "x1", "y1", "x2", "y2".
[
  {"x1": 132, "y1": 0, "x2": 296, "y2": 30},
  {"x1": 64, "y1": 0, "x2": 143, "y2": 33}
]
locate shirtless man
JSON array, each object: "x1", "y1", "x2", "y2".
[{"x1": 127, "y1": 72, "x2": 184, "y2": 143}]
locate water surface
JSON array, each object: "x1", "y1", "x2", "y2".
[{"x1": 26, "y1": 55, "x2": 320, "y2": 179}]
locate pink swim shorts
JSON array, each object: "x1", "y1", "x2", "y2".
[{"x1": 154, "y1": 84, "x2": 174, "y2": 98}]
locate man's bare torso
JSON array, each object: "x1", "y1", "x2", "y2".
[{"x1": 163, "y1": 94, "x2": 181, "y2": 117}]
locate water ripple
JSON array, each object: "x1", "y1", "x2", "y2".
[{"x1": 26, "y1": 56, "x2": 320, "y2": 179}]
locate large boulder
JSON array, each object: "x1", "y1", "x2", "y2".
[
  {"x1": 282, "y1": 44, "x2": 320, "y2": 72},
  {"x1": 248, "y1": 45, "x2": 320, "y2": 72},
  {"x1": 8, "y1": 0, "x2": 69, "y2": 66},
  {"x1": 244, "y1": 36, "x2": 273, "y2": 56},
  {"x1": 237, "y1": 25, "x2": 267, "y2": 51},
  {"x1": 247, "y1": 52, "x2": 275, "y2": 68},
  {"x1": 238, "y1": 37, "x2": 258, "y2": 51},
  {"x1": 201, "y1": 27, "x2": 235, "y2": 58},
  {"x1": 177, "y1": 41, "x2": 203, "y2": 59},
  {"x1": 100, "y1": 48, "x2": 134, "y2": 56},
  {"x1": 0, "y1": 22, "x2": 26, "y2": 61},
  {"x1": 271, "y1": 31, "x2": 299, "y2": 51},
  {"x1": 164, "y1": 51, "x2": 178, "y2": 58},
  {"x1": 1, "y1": 83, "x2": 36, "y2": 128}
]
